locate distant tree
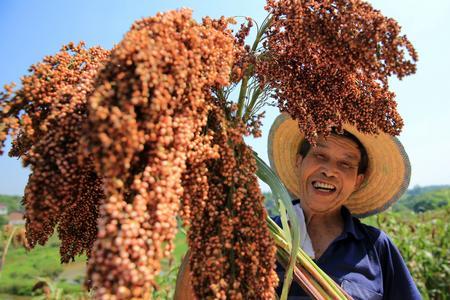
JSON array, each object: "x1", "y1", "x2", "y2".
[
  {"x1": 0, "y1": 215, "x2": 8, "y2": 227},
  {"x1": 405, "y1": 188, "x2": 450, "y2": 213},
  {"x1": 0, "y1": 194, "x2": 23, "y2": 212},
  {"x1": 409, "y1": 184, "x2": 422, "y2": 196}
]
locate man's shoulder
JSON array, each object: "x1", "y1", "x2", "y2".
[{"x1": 354, "y1": 219, "x2": 391, "y2": 246}]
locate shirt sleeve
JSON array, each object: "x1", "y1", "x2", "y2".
[{"x1": 376, "y1": 231, "x2": 422, "y2": 300}]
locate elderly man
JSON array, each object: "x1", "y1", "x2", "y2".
[
  {"x1": 175, "y1": 114, "x2": 421, "y2": 299},
  {"x1": 269, "y1": 114, "x2": 421, "y2": 299}
]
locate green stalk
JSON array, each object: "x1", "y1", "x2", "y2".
[
  {"x1": 242, "y1": 85, "x2": 262, "y2": 123},
  {"x1": 236, "y1": 16, "x2": 273, "y2": 120},
  {"x1": 268, "y1": 219, "x2": 332, "y2": 299},
  {"x1": 296, "y1": 247, "x2": 350, "y2": 299},
  {"x1": 276, "y1": 250, "x2": 327, "y2": 300},
  {"x1": 279, "y1": 198, "x2": 292, "y2": 249},
  {"x1": 267, "y1": 217, "x2": 351, "y2": 299},
  {"x1": 236, "y1": 68, "x2": 252, "y2": 120},
  {"x1": 0, "y1": 226, "x2": 17, "y2": 279},
  {"x1": 274, "y1": 235, "x2": 326, "y2": 299},
  {"x1": 254, "y1": 152, "x2": 300, "y2": 300},
  {"x1": 294, "y1": 266, "x2": 330, "y2": 300},
  {"x1": 271, "y1": 224, "x2": 341, "y2": 299}
]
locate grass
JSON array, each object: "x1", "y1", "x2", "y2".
[
  {"x1": 0, "y1": 231, "x2": 68, "y2": 296},
  {"x1": 0, "y1": 228, "x2": 188, "y2": 297}
]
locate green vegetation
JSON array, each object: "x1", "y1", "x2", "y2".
[
  {"x1": 152, "y1": 230, "x2": 188, "y2": 299},
  {"x1": 393, "y1": 186, "x2": 450, "y2": 213},
  {"x1": 0, "y1": 194, "x2": 23, "y2": 213},
  {"x1": 364, "y1": 208, "x2": 449, "y2": 299},
  {"x1": 0, "y1": 226, "x2": 188, "y2": 298},
  {"x1": 0, "y1": 215, "x2": 7, "y2": 227},
  {"x1": 0, "y1": 231, "x2": 67, "y2": 296}
]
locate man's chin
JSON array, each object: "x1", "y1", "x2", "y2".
[
  {"x1": 304, "y1": 194, "x2": 343, "y2": 214},
  {"x1": 308, "y1": 205, "x2": 338, "y2": 215},
  {"x1": 307, "y1": 191, "x2": 336, "y2": 203}
]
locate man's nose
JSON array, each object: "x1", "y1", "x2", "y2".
[{"x1": 320, "y1": 164, "x2": 338, "y2": 178}]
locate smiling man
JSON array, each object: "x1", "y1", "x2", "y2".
[{"x1": 269, "y1": 114, "x2": 421, "y2": 299}]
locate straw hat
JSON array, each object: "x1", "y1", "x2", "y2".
[{"x1": 268, "y1": 113, "x2": 411, "y2": 217}]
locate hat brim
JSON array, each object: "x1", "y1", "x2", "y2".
[{"x1": 268, "y1": 114, "x2": 411, "y2": 217}]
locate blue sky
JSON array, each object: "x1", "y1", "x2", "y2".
[{"x1": 0, "y1": 0, "x2": 449, "y2": 195}]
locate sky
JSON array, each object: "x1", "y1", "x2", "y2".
[{"x1": 0, "y1": 0, "x2": 449, "y2": 196}]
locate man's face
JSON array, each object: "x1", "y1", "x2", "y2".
[{"x1": 296, "y1": 134, "x2": 365, "y2": 215}]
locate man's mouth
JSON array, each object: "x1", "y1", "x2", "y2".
[{"x1": 312, "y1": 181, "x2": 336, "y2": 193}]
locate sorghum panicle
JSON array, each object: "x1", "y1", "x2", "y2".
[
  {"x1": 83, "y1": 10, "x2": 234, "y2": 299},
  {"x1": 183, "y1": 104, "x2": 278, "y2": 299},
  {"x1": 0, "y1": 43, "x2": 109, "y2": 260},
  {"x1": 258, "y1": 0, "x2": 418, "y2": 141}
]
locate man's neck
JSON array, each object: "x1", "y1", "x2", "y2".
[
  {"x1": 302, "y1": 205, "x2": 343, "y2": 227},
  {"x1": 301, "y1": 205, "x2": 345, "y2": 258}
]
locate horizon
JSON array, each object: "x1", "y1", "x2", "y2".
[{"x1": 1, "y1": 184, "x2": 450, "y2": 198}]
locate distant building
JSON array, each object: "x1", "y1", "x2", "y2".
[
  {"x1": 0, "y1": 203, "x2": 7, "y2": 216},
  {"x1": 8, "y1": 211, "x2": 25, "y2": 225}
]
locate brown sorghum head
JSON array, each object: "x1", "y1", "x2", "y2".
[
  {"x1": 0, "y1": 42, "x2": 109, "y2": 260},
  {"x1": 258, "y1": 0, "x2": 418, "y2": 142},
  {"x1": 83, "y1": 9, "x2": 235, "y2": 299},
  {"x1": 181, "y1": 101, "x2": 278, "y2": 300}
]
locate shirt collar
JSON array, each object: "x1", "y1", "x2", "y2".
[
  {"x1": 341, "y1": 206, "x2": 365, "y2": 241},
  {"x1": 293, "y1": 200, "x2": 365, "y2": 241}
]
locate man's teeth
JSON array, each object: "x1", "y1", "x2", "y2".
[{"x1": 313, "y1": 181, "x2": 336, "y2": 191}]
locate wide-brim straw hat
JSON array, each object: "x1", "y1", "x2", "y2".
[{"x1": 268, "y1": 113, "x2": 411, "y2": 218}]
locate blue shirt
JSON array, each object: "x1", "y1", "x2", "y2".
[{"x1": 272, "y1": 202, "x2": 422, "y2": 300}]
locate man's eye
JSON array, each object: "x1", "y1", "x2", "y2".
[
  {"x1": 315, "y1": 154, "x2": 326, "y2": 160},
  {"x1": 341, "y1": 162, "x2": 355, "y2": 169}
]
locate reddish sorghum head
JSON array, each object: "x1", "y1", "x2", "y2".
[
  {"x1": 181, "y1": 102, "x2": 278, "y2": 299},
  {"x1": 83, "y1": 9, "x2": 235, "y2": 299},
  {"x1": 0, "y1": 42, "x2": 109, "y2": 261},
  {"x1": 258, "y1": 0, "x2": 418, "y2": 142}
]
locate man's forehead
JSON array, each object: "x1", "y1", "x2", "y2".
[{"x1": 315, "y1": 135, "x2": 361, "y2": 160}]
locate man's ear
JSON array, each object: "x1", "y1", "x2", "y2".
[
  {"x1": 354, "y1": 173, "x2": 365, "y2": 191},
  {"x1": 295, "y1": 154, "x2": 303, "y2": 169},
  {"x1": 295, "y1": 154, "x2": 303, "y2": 171}
]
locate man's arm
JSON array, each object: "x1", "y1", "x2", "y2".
[{"x1": 174, "y1": 249, "x2": 196, "y2": 300}]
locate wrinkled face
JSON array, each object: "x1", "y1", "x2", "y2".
[{"x1": 296, "y1": 134, "x2": 365, "y2": 215}]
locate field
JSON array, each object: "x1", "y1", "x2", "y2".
[
  {"x1": 0, "y1": 187, "x2": 449, "y2": 299},
  {"x1": 364, "y1": 208, "x2": 449, "y2": 299},
  {"x1": 0, "y1": 227, "x2": 188, "y2": 299}
]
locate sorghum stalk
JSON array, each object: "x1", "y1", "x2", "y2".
[
  {"x1": 269, "y1": 219, "x2": 350, "y2": 299},
  {"x1": 0, "y1": 227, "x2": 17, "y2": 278},
  {"x1": 275, "y1": 250, "x2": 327, "y2": 300},
  {"x1": 254, "y1": 152, "x2": 300, "y2": 300},
  {"x1": 236, "y1": 16, "x2": 272, "y2": 120},
  {"x1": 256, "y1": 153, "x2": 351, "y2": 299}
]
